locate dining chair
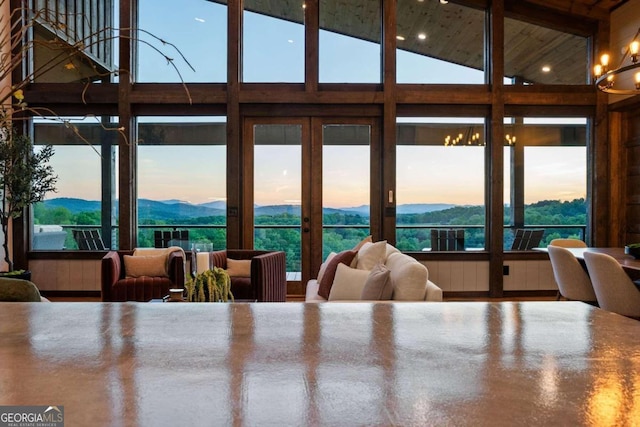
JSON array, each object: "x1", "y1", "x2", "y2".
[
  {"x1": 430, "y1": 229, "x2": 465, "y2": 251},
  {"x1": 547, "y1": 245, "x2": 597, "y2": 304},
  {"x1": 549, "y1": 238, "x2": 587, "y2": 248},
  {"x1": 583, "y1": 251, "x2": 640, "y2": 319},
  {"x1": 511, "y1": 229, "x2": 544, "y2": 250}
]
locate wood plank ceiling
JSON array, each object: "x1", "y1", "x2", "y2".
[{"x1": 213, "y1": 0, "x2": 629, "y2": 85}]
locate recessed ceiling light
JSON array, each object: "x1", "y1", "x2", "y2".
[
  {"x1": 542, "y1": 66, "x2": 551, "y2": 72},
  {"x1": 397, "y1": 35, "x2": 405, "y2": 41},
  {"x1": 418, "y1": 33, "x2": 426, "y2": 40},
  {"x1": 195, "y1": 17, "x2": 205, "y2": 23},
  {"x1": 440, "y1": 0, "x2": 449, "y2": 3},
  {"x1": 288, "y1": 39, "x2": 294, "y2": 43}
]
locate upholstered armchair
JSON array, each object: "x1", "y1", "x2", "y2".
[
  {"x1": 206, "y1": 250, "x2": 287, "y2": 302},
  {"x1": 101, "y1": 249, "x2": 186, "y2": 302}
]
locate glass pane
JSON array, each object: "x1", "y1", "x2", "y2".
[
  {"x1": 505, "y1": 17, "x2": 588, "y2": 85},
  {"x1": 396, "y1": 0, "x2": 485, "y2": 84},
  {"x1": 396, "y1": 118, "x2": 486, "y2": 251},
  {"x1": 504, "y1": 117, "x2": 587, "y2": 249},
  {"x1": 137, "y1": 117, "x2": 227, "y2": 250},
  {"x1": 243, "y1": 3, "x2": 304, "y2": 82},
  {"x1": 137, "y1": 0, "x2": 227, "y2": 82},
  {"x1": 320, "y1": 0, "x2": 381, "y2": 83},
  {"x1": 32, "y1": 116, "x2": 119, "y2": 250},
  {"x1": 322, "y1": 124, "x2": 370, "y2": 257},
  {"x1": 253, "y1": 124, "x2": 301, "y2": 273}
]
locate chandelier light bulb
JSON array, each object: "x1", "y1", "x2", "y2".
[
  {"x1": 631, "y1": 41, "x2": 640, "y2": 62},
  {"x1": 600, "y1": 53, "x2": 610, "y2": 68},
  {"x1": 635, "y1": 71, "x2": 640, "y2": 89},
  {"x1": 594, "y1": 64, "x2": 603, "y2": 78}
]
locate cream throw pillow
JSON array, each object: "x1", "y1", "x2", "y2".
[
  {"x1": 356, "y1": 240, "x2": 387, "y2": 270},
  {"x1": 226, "y1": 259, "x2": 251, "y2": 277},
  {"x1": 328, "y1": 263, "x2": 371, "y2": 301},
  {"x1": 124, "y1": 254, "x2": 169, "y2": 278}
]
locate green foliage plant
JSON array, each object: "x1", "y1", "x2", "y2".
[{"x1": 185, "y1": 266, "x2": 234, "y2": 303}]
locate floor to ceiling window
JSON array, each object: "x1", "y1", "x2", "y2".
[
  {"x1": 136, "y1": 116, "x2": 227, "y2": 250},
  {"x1": 243, "y1": 1, "x2": 304, "y2": 82},
  {"x1": 503, "y1": 117, "x2": 588, "y2": 248},
  {"x1": 137, "y1": 0, "x2": 227, "y2": 82},
  {"x1": 320, "y1": 0, "x2": 381, "y2": 83},
  {"x1": 396, "y1": 0, "x2": 485, "y2": 84},
  {"x1": 32, "y1": 116, "x2": 118, "y2": 250},
  {"x1": 396, "y1": 117, "x2": 486, "y2": 252}
]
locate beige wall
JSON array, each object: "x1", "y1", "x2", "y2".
[{"x1": 422, "y1": 260, "x2": 557, "y2": 293}]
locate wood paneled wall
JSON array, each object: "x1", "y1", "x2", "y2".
[{"x1": 623, "y1": 107, "x2": 640, "y2": 244}]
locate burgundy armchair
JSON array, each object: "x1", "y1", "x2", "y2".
[
  {"x1": 208, "y1": 250, "x2": 287, "y2": 302},
  {"x1": 101, "y1": 250, "x2": 185, "y2": 302}
]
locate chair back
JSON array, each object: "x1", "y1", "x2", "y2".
[
  {"x1": 549, "y1": 238, "x2": 587, "y2": 248},
  {"x1": 584, "y1": 251, "x2": 640, "y2": 318},
  {"x1": 430, "y1": 229, "x2": 465, "y2": 251},
  {"x1": 0, "y1": 277, "x2": 42, "y2": 302},
  {"x1": 73, "y1": 229, "x2": 107, "y2": 250},
  {"x1": 511, "y1": 229, "x2": 544, "y2": 250},
  {"x1": 154, "y1": 230, "x2": 190, "y2": 250},
  {"x1": 547, "y1": 245, "x2": 596, "y2": 302}
]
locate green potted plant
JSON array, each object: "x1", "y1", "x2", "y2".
[
  {"x1": 0, "y1": 116, "x2": 57, "y2": 274},
  {"x1": 184, "y1": 266, "x2": 234, "y2": 303},
  {"x1": 625, "y1": 243, "x2": 640, "y2": 259}
]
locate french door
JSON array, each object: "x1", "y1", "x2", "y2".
[{"x1": 243, "y1": 117, "x2": 380, "y2": 291}]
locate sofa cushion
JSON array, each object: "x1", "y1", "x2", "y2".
[
  {"x1": 386, "y1": 243, "x2": 401, "y2": 258},
  {"x1": 353, "y1": 235, "x2": 372, "y2": 251},
  {"x1": 361, "y1": 262, "x2": 393, "y2": 300},
  {"x1": 356, "y1": 240, "x2": 387, "y2": 270},
  {"x1": 386, "y1": 252, "x2": 428, "y2": 301},
  {"x1": 317, "y1": 252, "x2": 336, "y2": 284},
  {"x1": 305, "y1": 280, "x2": 325, "y2": 302},
  {"x1": 226, "y1": 259, "x2": 251, "y2": 277},
  {"x1": 317, "y1": 250, "x2": 357, "y2": 299},
  {"x1": 124, "y1": 254, "x2": 169, "y2": 278},
  {"x1": 328, "y1": 263, "x2": 371, "y2": 300}
]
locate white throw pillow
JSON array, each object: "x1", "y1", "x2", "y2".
[
  {"x1": 328, "y1": 263, "x2": 371, "y2": 301},
  {"x1": 387, "y1": 252, "x2": 428, "y2": 301},
  {"x1": 356, "y1": 240, "x2": 387, "y2": 270}
]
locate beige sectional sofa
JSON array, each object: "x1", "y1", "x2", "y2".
[{"x1": 305, "y1": 240, "x2": 443, "y2": 302}]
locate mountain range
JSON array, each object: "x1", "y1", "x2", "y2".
[{"x1": 41, "y1": 197, "x2": 455, "y2": 220}]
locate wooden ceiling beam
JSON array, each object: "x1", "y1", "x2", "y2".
[
  {"x1": 512, "y1": 0, "x2": 609, "y2": 22},
  {"x1": 505, "y1": 1, "x2": 600, "y2": 36}
]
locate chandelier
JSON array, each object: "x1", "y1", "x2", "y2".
[
  {"x1": 444, "y1": 128, "x2": 482, "y2": 146},
  {"x1": 442, "y1": 127, "x2": 517, "y2": 146},
  {"x1": 593, "y1": 28, "x2": 640, "y2": 95}
]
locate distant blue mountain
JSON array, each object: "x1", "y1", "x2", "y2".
[
  {"x1": 42, "y1": 198, "x2": 102, "y2": 214},
  {"x1": 138, "y1": 199, "x2": 225, "y2": 220},
  {"x1": 396, "y1": 203, "x2": 455, "y2": 214},
  {"x1": 42, "y1": 198, "x2": 456, "y2": 219},
  {"x1": 255, "y1": 205, "x2": 301, "y2": 216}
]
